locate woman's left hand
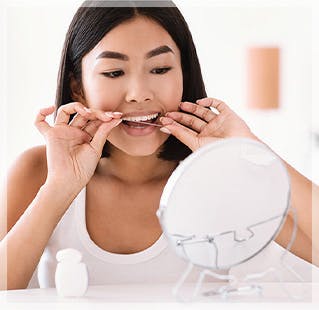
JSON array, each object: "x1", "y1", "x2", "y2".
[{"x1": 160, "y1": 97, "x2": 258, "y2": 151}]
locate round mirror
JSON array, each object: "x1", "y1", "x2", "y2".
[{"x1": 157, "y1": 138, "x2": 290, "y2": 271}]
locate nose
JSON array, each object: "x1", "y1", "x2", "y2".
[{"x1": 125, "y1": 75, "x2": 153, "y2": 104}]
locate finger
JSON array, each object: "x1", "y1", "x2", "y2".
[
  {"x1": 69, "y1": 112, "x2": 89, "y2": 128},
  {"x1": 164, "y1": 111, "x2": 207, "y2": 133},
  {"x1": 90, "y1": 119, "x2": 122, "y2": 153},
  {"x1": 34, "y1": 106, "x2": 55, "y2": 135},
  {"x1": 82, "y1": 119, "x2": 103, "y2": 138},
  {"x1": 196, "y1": 97, "x2": 229, "y2": 114},
  {"x1": 85, "y1": 109, "x2": 123, "y2": 122},
  {"x1": 55, "y1": 102, "x2": 89, "y2": 125},
  {"x1": 75, "y1": 111, "x2": 123, "y2": 133},
  {"x1": 179, "y1": 101, "x2": 217, "y2": 123},
  {"x1": 71, "y1": 109, "x2": 123, "y2": 124},
  {"x1": 94, "y1": 110, "x2": 123, "y2": 122},
  {"x1": 159, "y1": 117, "x2": 198, "y2": 151}
]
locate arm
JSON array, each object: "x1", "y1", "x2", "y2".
[
  {"x1": 249, "y1": 136, "x2": 317, "y2": 265},
  {"x1": 0, "y1": 148, "x2": 80, "y2": 290},
  {"x1": 1, "y1": 103, "x2": 122, "y2": 290},
  {"x1": 274, "y1": 161, "x2": 318, "y2": 265},
  {"x1": 0, "y1": 184, "x2": 79, "y2": 290}
]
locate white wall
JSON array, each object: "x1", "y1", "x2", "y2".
[
  {"x1": 1, "y1": 0, "x2": 318, "y2": 183},
  {"x1": 176, "y1": 0, "x2": 317, "y2": 182}
]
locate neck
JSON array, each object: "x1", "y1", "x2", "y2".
[{"x1": 96, "y1": 147, "x2": 178, "y2": 185}]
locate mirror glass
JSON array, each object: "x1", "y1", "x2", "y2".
[{"x1": 157, "y1": 138, "x2": 290, "y2": 270}]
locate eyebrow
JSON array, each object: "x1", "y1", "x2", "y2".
[{"x1": 96, "y1": 45, "x2": 174, "y2": 61}]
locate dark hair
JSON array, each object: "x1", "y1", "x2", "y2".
[{"x1": 55, "y1": 0, "x2": 207, "y2": 161}]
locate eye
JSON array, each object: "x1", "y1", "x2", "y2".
[
  {"x1": 101, "y1": 70, "x2": 124, "y2": 78},
  {"x1": 151, "y1": 67, "x2": 172, "y2": 74}
]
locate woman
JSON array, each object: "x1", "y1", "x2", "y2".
[{"x1": 1, "y1": 0, "x2": 317, "y2": 290}]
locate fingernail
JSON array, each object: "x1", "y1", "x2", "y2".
[
  {"x1": 160, "y1": 127, "x2": 171, "y2": 134},
  {"x1": 104, "y1": 112, "x2": 113, "y2": 117},
  {"x1": 84, "y1": 107, "x2": 92, "y2": 113},
  {"x1": 113, "y1": 112, "x2": 123, "y2": 116}
]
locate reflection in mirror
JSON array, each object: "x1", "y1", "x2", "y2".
[{"x1": 157, "y1": 138, "x2": 302, "y2": 300}]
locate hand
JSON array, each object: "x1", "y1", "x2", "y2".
[
  {"x1": 160, "y1": 97, "x2": 257, "y2": 151},
  {"x1": 35, "y1": 102, "x2": 122, "y2": 190}
]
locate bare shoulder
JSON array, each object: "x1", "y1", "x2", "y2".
[
  {"x1": 1, "y1": 145, "x2": 48, "y2": 237},
  {"x1": 7, "y1": 145, "x2": 48, "y2": 186}
]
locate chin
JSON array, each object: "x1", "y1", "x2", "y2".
[
  {"x1": 108, "y1": 134, "x2": 169, "y2": 157},
  {"x1": 121, "y1": 144, "x2": 162, "y2": 157}
]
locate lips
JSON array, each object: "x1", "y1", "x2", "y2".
[
  {"x1": 123, "y1": 120, "x2": 155, "y2": 127},
  {"x1": 120, "y1": 120, "x2": 159, "y2": 136},
  {"x1": 121, "y1": 110, "x2": 161, "y2": 118},
  {"x1": 116, "y1": 111, "x2": 162, "y2": 136}
]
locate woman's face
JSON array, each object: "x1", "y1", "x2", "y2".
[{"x1": 80, "y1": 16, "x2": 183, "y2": 157}]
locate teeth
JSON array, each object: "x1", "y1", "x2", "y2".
[{"x1": 122, "y1": 113, "x2": 159, "y2": 122}]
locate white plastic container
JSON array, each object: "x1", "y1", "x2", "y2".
[{"x1": 55, "y1": 248, "x2": 88, "y2": 297}]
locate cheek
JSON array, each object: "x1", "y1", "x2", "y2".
[
  {"x1": 154, "y1": 71, "x2": 183, "y2": 111},
  {"x1": 82, "y1": 77, "x2": 122, "y2": 111}
]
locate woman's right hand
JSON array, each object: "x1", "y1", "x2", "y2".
[{"x1": 35, "y1": 102, "x2": 122, "y2": 191}]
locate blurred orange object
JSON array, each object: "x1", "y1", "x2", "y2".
[{"x1": 246, "y1": 47, "x2": 280, "y2": 109}]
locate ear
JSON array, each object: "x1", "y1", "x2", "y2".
[{"x1": 69, "y1": 73, "x2": 85, "y2": 103}]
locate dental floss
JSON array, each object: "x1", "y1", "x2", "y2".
[
  {"x1": 55, "y1": 248, "x2": 88, "y2": 297},
  {"x1": 122, "y1": 119, "x2": 162, "y2": 127}
]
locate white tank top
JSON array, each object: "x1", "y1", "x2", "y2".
[
  {"x1": 30, "y1": 186, "x2": 228, "y2": 288},
  {"x1": 27, "y1": 187, "x2": 316, "y2": 289}
]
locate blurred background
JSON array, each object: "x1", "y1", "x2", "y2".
[{"x1": 1, "y1": 0, "x2": 318, "y2": 183}]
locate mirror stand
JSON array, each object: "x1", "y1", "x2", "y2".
[
  {"x1": 171, "y1": 207, "x2": 306, "y2": 302},
  {"x1": 172, "y1": 262, "x2": 261, "y2": 302}
]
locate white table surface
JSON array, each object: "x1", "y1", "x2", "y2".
[{"x1": 1, "y1": 282, "x2": 319, "y2": 309}]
